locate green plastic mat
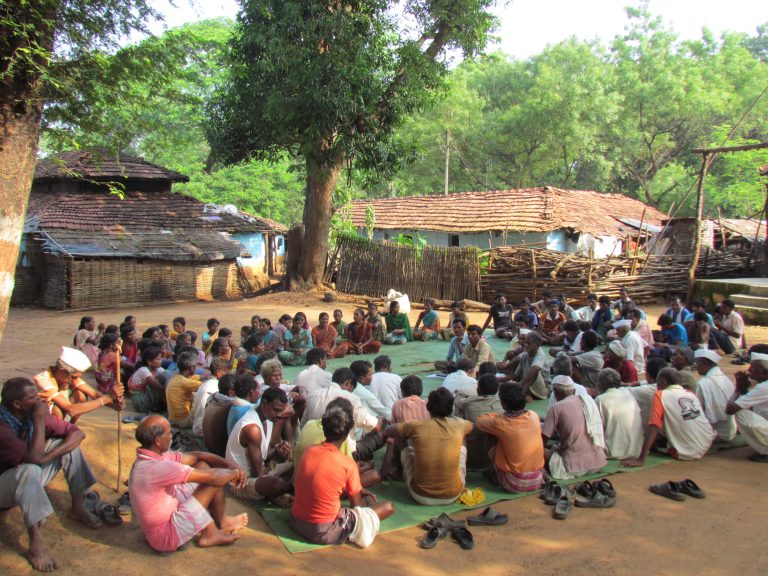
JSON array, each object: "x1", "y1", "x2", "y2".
[{"x1": 257, "y1": 453, "x2": 672, "y2": 553}]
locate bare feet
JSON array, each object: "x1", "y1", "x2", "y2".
[
  {"x1": 67, "y1": 507, "x2": 102, "y2": 529},
  {"x1": 269, "y1": 493, "x2": 294, "y2": 508},
  {"x1": 27, "y1": 525, "x2": 58, "y2": 572},
  {"x1": 197, "y1": 528, "x2": 240, "y2": 548},
  {"x1": 220, "y1": 513, "x2": 249, "y2": 533}
]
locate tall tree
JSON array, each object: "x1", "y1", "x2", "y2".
[
  {"x1": 0, "y1": 0, "x2": 157, "y2": 340},
  {"x1": 207, "y1": 0, "x2": 496, "y2": 288}
]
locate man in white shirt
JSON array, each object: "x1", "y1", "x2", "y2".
[
  {"x1": 595, "y1": 368, "x2": 643, "y2": 459},
  {"x1": 191, "y1": 358, "x2": 231, "y2": 437},
  {"x1": 726, "y1": 352, "x2": 768, "y2": 462},
  {"x1": 292, "y1": 348, "x2": 332, "y2": 395},
  {"x1": 693, "y1": 349, "x2": 736, "y2": 442},
  {"x1": 350, "y1": 360, "x2": 391, "y2": 419},
  {"x1": 369, "y1": 355, "x2": 402, "y2": 411},
  {"x1": 441, "y1": 358, "x2": 477, "y2": 395},
  {"x1": 615, "y1": 319, "x2": 646, "y2": 377},
  {"x1": 576, "y1": 293, "x2": 598, "y2": 323},
  {"x1": 714, "y1": 299, "x2": 744, "y2": 354}
]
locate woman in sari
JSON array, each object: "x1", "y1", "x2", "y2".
[
  {"x1": 311, "y1": 312, "x2": 347, "y2": 358},
  {"x1": 73, "y1": 316, "x2": 104, "y2": 367},
  {"x1": 413, "y1": 298, "x2": 441, "y2": 341},
  {"x1": 366, "y1": 302, "x2": 387, "y2": 343},
  {"x1": 127, "y1": 346, "x2": 166, "y2": 414},
  {"x1": 330, "y1": 309, "x2": 347, "y2": 343},
  {"x1": 279, "y1": 315, "x2": 313, "y2": 366},
  {"x1": 95, "y1": 333, "x2": 120, "y2": 395},
  {"x1": 385, "y1": 301, "x2": 413, "y2": 345},
  {"x1": 202, "y1": 317, "x2": 220, "y2": 353},
  {"x1": 344, "y1": 308, "x2": 382, "y2": 355},
  {"x1": 258, "y1": 318, "x2": 279, "y2": 352}
]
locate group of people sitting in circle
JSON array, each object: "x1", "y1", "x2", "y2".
[{"x1": 2, "y1": 287, "x2": 768, "y2": 571}]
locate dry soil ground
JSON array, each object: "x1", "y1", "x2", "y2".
[{"x1": 1, "y1": 294, "x2": 767, "y2": 575}]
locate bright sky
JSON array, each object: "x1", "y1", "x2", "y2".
[{"x1": 150, "y1": 0, "x2": 766, "y2": 58}]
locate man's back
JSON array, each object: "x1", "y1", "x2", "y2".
[
  {"x1": 370, "y1": 372, "x2": 402, "y2": 410},
  {"x1": 542, "y1": 395, "x2": 606, "y2": 474},
  {"x1": 166, "y1": 374, "x2": 201, "y2": 421},
  {"x1": 293, "y1": 364, "x2": 332, "y2": 396},
  {"x1": 596, "y1": 388, "x2": 643, "y2": 459}
]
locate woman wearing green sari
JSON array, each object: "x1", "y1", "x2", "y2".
[{"x1": 384, "y1": 301, "x2": 413, "y2": 345}]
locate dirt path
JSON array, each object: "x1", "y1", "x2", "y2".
[{"x1": 1, "y1": 295, "x2": 767, "y2": 575}]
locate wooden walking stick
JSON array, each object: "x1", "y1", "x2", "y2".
[{"x1": 115, "y1": 339, "x2": 123, "y2": 493}]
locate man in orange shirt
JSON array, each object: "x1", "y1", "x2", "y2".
[
  {"x1": 476, "y1": 383, "x2": 545, "y2": 492},
  {"x1": 291, "y1": 400, "x2": 393, "y2": 547}
]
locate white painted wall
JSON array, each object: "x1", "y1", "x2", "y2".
[{"x1": 363, "y1": 228, "x2": 550, "y2": 250}]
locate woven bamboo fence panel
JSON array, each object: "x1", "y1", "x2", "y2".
[
  {"x1": 64, "y1": 259, "x2": 242, "y2": 310},
  {"x1": 480, "y1": 245, "x2": 754, "y2": 304},
  {"x1": 327, "y1": 236, "x2": 480, "y2": 302}
]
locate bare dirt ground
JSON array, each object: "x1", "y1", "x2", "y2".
[{"x1": 1, "y1": 294, "x2": 767, "y2": 576}]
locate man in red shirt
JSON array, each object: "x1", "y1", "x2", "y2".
[
  {"x1": 291, "y1": 398, "x2": 394, "y2": 547},
  {"x1": 0, "y1": 377, "x2": 102, "y2": 572}
]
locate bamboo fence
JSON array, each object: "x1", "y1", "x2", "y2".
[
  {"x1": 326, "y1": 236, "x2": 480, "y2": 302},
  {"x1": 480, "y1": 245, "x2": 754, "y2": 304}
]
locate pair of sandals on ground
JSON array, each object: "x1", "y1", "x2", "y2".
[
  {"x1": 541, "y1": 478, "x2": 616, "y2": 519},
  {"x1": 419, "y1": 506, "x2": 508, "y2": 550}
]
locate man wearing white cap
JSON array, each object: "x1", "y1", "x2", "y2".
[
  {"x1": 725, "y1": 352, "x2": 768, "y2": 462},
  {"x1": 614, "y1": 319, "x2": 646, "y2": 377},
  {"x1": 541, "y1": 376, "x2": 607, "y2": 479},
  {"x1": 693, "y1": 349, "x2": 736, "y2": 442},
  {"x1": 603, "y1": 340, "x2": 639, "y2": 385},
  {"x1": 33, "y1": 347, "x2": 124, "y2": 422}
]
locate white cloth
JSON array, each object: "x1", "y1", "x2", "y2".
[
  {"x1": 226, "y1": 409, "x2": 272, "y2": 476},
  {"x1": 596, "y1": 388, "x2": 643, "y2": 459},
  {"x1": 659, "y1": 385, "x2": 716, "y2": 460},
  {"x1": 292, "y1": 364, "x2": 332, "y2": 395},
  {"x1": 576, "y1": 305, "x2": 596, "y2": 323},
  {"x1": 695, "y1": 366, "x2": 737, "y2": 441},
  {"x1": 303, "y1": 383, "x2": 378, "y2": 432},
  {"x1": 347, "y1": 506, "x2": 381, "y2": 548},
  {"x1": 627, "y1": 384, "x2": 657, "y2": 428},
  {"x1": 546, "y1": 382, "x2": 590, "y2": 413},
  {"x1": 580, "y1": 394, "x2": 605, "y2": 449},
  {"x1": 735, "y1": 380, "x2": 768, "y2": 420},
  {"x1": 442, "y1": 370, "x2": 477, "y2": 395},
  {"x1": 369, "y1": 372, "x2": 402, "y2": 410},
  {"x1": 735, "y1": 410, "x2": 768, "y2": 455},
  {"x1": 191, "y1": 378, "x2": 218, "y2": 437},
  {"x1": 353, "y1": 384, "x2": 391, "y2": 420},
  {"x1": 694, "y1": 349, "x2": 721, "y2": 364},
  {"x1": 622, "y1": 330, "x2": 646, "y2": 375}
]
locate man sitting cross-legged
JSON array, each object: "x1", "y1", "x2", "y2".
[
  {"x1": 291, "y1": 399, "x2": 394, "y2": 547},
  {"x1": 0, "y1": 377, "x2": 103, "y2": 572},
  {"x1": 225, "y1": 387, "x2": 293, "y2": 506},
  {"x1": 726, "y1": 352, "x2": 768, "y2": 462},
  {"x1": 475, "y1": 382, "x2": 545, "y2": 492},
  {"x1": 129, "y1": 415, "x2": 248, "y2": 554},
  {"x1": 383, "y1": 388, "x2": 472, "y2": 505}
]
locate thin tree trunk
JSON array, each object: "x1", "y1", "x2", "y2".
[{"x1": 295, "y1": 156, "x2": 342, "y2": 288}]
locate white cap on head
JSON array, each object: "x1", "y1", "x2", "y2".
[
  {"x1": 694, "y1": 349, "x2": 721, "y2": 364},
  {"x1": 608, "y1": 340, "x2": 627, "y2": 358},
  {"x1": 751, "y1": 352, "x2": 768, "y2": 363},
  {"x1": 58, "y1": 346, "x2": 91, "y2": 372},
  {"x1": 613, "y1": 319, "x2": 632, "y2": 329},
  {"x1": 552, "y1": 375, "x2": 575, "y2": 392},
  {"x1": 518, "y1": 328, "x2": 531, "y2": 336}
]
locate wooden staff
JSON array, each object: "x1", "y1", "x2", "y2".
[{"x1": 115, "y1": 339, "x2": 123, "y2": 492}]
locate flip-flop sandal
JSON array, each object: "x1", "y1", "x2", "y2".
[
  {"x1": 83, "y1": 491, "x2": 101, "y2": 515},
  {"x1": 98, "y1": 503, "x2": 123, "y2": 526},
  {"x1": 678, "y1": 479, "x2": 705, "y2": 499},
  {"x1": 423, "y1": 513, "x2": 465, "y2": 530},
  {"x1": 451, "y1": 527, "x2": 475, "y2": 550},
  {"x1": 748, "y1": 454, "x2": 768, "y2": 463},
  {"x1": 467, "y1": 506, "x2": 508, "y2": 526},
  {"x1": 575, "y1": 481, "x2": 595, "y2": 498},
  {"x1": 553, "y1": 496, "x2": 574, "y2": 520},
  {"x1": 420, "y1": 526, "x2": 447, "y2": 549},
  {"x1": 539, "y1": 480, "x2": 557, "y2": 500},
  {"x1": 594, "y1": 479, "x2": 616, "y2": 498},
  {"x1": 574, "y1": 482, "x2": 615, "y2": 508},
  {"x1": 117, "y1": 492, "x2": 131, "y2": 516},
  {"x1": 543, "y1": 483, "x2": 568, "y2": 506},
  {"x1": 649, "y1": 481, "x2": 686, "y2": 501}
]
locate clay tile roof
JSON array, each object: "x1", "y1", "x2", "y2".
[
  {"x1": 349, "y1": 187, "x2": 664, "y2": 237},
  {"x1": 34, "y1": 149, "x2": 189, "y2": 183},
  {"x1": 27, "y1": 189, "x2": 286, "y2": 234}
]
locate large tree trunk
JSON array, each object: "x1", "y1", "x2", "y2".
[
  {"x1": 1, "y1": 1, "x2": 51, "y2": 342},
  {"x1": 292, "y1": 156, "x2": 342, "y2": 289}
]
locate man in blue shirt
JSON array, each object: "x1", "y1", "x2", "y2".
[{"x1": 665, "y1": 296, "x2": 691, "y2": 325}]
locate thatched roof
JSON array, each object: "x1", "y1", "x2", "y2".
[
  {"x1": 35, "y1": 149, "x2": 189, "y2": 183},
  {"x1": 349, "y1": 187, "x2": 665, "y2": 238}
]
